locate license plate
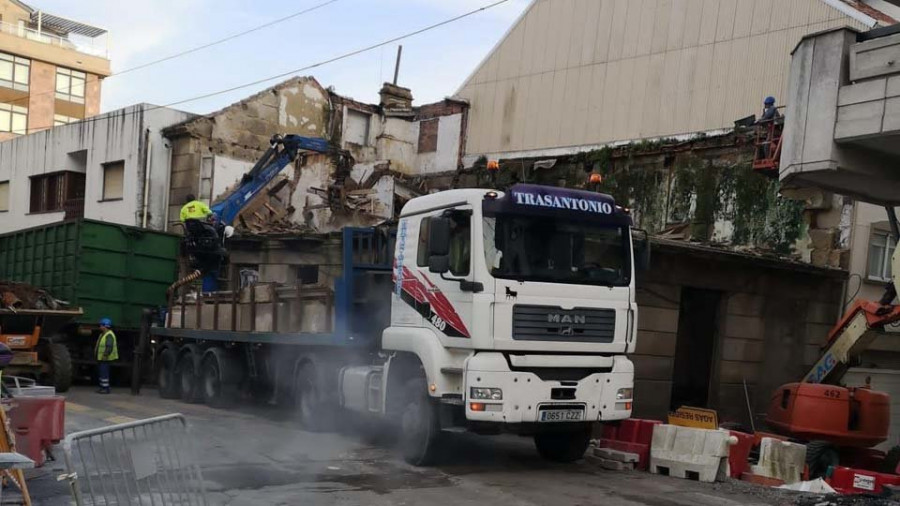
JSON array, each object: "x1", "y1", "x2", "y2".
[{"x1": 539, "y1": 409, "x2": 584, "y2": 422}]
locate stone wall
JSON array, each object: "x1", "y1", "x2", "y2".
[{"x1": 630, "y1": 241, "x2": 845, "y2": 425}]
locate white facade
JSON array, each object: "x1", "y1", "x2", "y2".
[{"x1": 0, "y1": 104, "x2": 194, "y2": 234}]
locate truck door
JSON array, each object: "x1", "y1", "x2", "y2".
[{"x1": 396, "y1": 208, "x2": 475, "y2": 344}]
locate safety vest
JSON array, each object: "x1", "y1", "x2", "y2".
[
  {"x1": 96, "y1": 330, "x2": 119, "y2": 361},
  {"x1": 180, "y1": 200, "x2": 212, "y2": 222}
]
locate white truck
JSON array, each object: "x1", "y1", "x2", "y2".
[{"x1": 152, "y1": 183, "x2": 646, "y2": 465}]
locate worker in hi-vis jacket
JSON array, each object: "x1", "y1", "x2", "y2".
[{"x1": 95, "y1": 318, "x2": 118, "y2": 394}]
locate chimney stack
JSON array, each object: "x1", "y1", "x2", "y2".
[{"x1": 379, "y1": 82, "x2": 414, "y2": 116}]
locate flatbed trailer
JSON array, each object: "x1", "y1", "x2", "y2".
[{"x1": 147, "y1": 227, "x2": 392, "y2": 407}]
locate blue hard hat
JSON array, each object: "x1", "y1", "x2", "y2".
[
  {"x1": 99, "y1": 318, "x2": 112, "y2": 328},
  {"x1": 764, "y1": 96, "x2": 776, "y2": 105}
]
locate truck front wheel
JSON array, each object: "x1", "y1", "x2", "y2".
[
  {"x1": 534, "y1": 426, "x2": 591, "y2": 463},
  {"x1": 399, "y1": 377, "x2": 441, "y2": 466}
]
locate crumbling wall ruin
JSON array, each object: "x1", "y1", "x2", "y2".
[
  {"x1": 454, "y1": 132, "x2": 850, "y2": 269},
  {"x1": 164, "y1": 78, "x2": 468, "y2": 235}
]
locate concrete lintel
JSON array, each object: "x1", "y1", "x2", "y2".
[
  {"x1": 882, "y1": 96, "x2": 900, "y2": 131},
  {"x1": 887, "y1": 75, "x2": 900, "y2": 97},
  {"x1": 837, "y1": 79, "x2": 887, "y2": 106},
  {"x1": 835, "y1": 101, "x2": 885, "y2": 139}
]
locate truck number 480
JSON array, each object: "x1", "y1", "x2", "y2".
[{"x1": 430, "y1": 314, "x2": 447, "y2": 332}]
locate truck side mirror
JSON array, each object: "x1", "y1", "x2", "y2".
[{"x1": 634, "y1": 230, "x2": 651, "y2": 273}]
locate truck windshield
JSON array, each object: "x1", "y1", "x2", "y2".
[{"x1": 483, "y1": 214, "x2": 631, "y2": 286}]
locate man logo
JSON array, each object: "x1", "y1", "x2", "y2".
[
  {"x1": 547, "y1": 313, "x2": 586, "y2": 325},
  {"x1": 559, "y1": 326, "x2": 574, "y2": 336}
]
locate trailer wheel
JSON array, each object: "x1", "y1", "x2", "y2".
[
  {"x1": 41, "y1": 343, "x2": 72, "y2": 393},
  {"x1": 806, "y1": 440, "x2": 840, "y2": 479},
  {"x1": 176, "y1": 352, "x2": 203, "y2": 404},
  {"x1": 534, "y1": 426, "x2": 592, "y2": 463},
  {"x1": 399, "y1": 377, "x2": 441, "y2": 466},
  {"x1": 201, "y1": 353, "x2": 236, "y2": 409},
  {"x1": 157, "y1": 348, "x2": 180, "y2": 399},
  {"x1": 294, "y1": 362, "x2": 333, "y2": 432}
]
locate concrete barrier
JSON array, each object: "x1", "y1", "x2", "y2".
[
  {"x1": 596, "y1": 419, "x2": 661, "y2": 471},
  {"x1": 649, "y1": 424, "x2": 736, "y2": 482},
  {"x1": 587, "y1": 447, "x2": 640, "y2": 471},
  {"x1": 750, "y1": 437, "x2": 806, "y2": 484}
]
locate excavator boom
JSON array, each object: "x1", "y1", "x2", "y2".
[{"x1": 210, "y1": 134, "x2": 333, "y2": 225}]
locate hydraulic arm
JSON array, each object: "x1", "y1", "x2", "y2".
[{"x1": 211, "y1": 134, "x2": 333, "y2": 225}]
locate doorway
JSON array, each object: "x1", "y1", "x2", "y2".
[{"x1": 670, "y1": 287, "x2": 723, "y2": 410}]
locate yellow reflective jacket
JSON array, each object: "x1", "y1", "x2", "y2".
[{"x1": 96, "y1": 330, "x2": 119, "y2": 361}]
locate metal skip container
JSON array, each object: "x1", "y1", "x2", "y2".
[{"x1": 62, "y1": 414, "x2": 207, "y2": 505}]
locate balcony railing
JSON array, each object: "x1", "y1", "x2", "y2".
[{"x1": 0, "y1": 21, "x2": 107, "y2": 59}]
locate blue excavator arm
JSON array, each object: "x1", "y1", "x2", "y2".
[{"x1": 210, "y1": 134, "x2": 333, "y2": 225}]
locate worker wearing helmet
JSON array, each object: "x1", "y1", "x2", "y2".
[
  {"x1": 760, "y1": 96, "x2": 781, "y2": 122},
  {"x1": 95, "y1": 318, "x2": 118, "y2": 394},
  {"x1": 180, "y1": 194, "x2": 212, "y2": 223}
]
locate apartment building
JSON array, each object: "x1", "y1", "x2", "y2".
[{"x1": 0, "y1": 0, "x2": 109, "y2": 141}]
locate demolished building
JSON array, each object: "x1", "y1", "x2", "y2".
[
  {"x1": 161, "y1": 77, "x2": 467, "y2": 237},
  {"x1": 160, "y1": 76, "x2": 467, "y2": 287}
]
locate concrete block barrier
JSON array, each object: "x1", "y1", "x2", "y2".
[
  {"x1": 649, "y1": 424, "x2": 737, "y2": 483},
  {"x1": 750, "y1": 437, "x2": 806, "y2": 484},
  {"x1": 594, "y1": 447, "x2": 639, "y2": 464},
  {"x1": 596, "y1": 419, "x2": 661, "y2": 471}
]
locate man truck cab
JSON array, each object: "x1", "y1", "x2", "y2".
[{"x1": 380, "y1": 184, "x2": 643, "y2": 464}]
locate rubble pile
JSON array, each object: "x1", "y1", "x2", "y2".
[{"x1": 0, "y1": 282, "x2": 69, "y2": 311}]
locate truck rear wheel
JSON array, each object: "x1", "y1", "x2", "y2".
[
  {"x1": 399, "y1": 377, "x2": 441, "y2": 466},
  {"x1": 201, "y1": 353, "x2": 236, "y2": 408},
  {"x1": 534, "y1": 426, "x2": 591, "y2": 463},
  {"x1": 176, "y1": 352, "x2": 203, "y2": 404},
  {"x1": 42, "y1": 343, "x2": 72, "y2": 393},
  {"x1": 157, "y1": 348, "x2": 179, "y2": 399},
  {"x1": 294, "y1": 362, "x2": 334, "y2": 432}
]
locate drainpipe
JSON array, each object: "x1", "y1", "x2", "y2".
[
  {"x1": 141, "y1": 128, "x2": 152, "y2": 228},
  {"x1": 161, "y1": 139, "x2": 174, "y2": 232}
]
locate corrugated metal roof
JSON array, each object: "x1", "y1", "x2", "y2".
[{"x1": 31, "y1": 11, "x2": 106, "y2": 38}]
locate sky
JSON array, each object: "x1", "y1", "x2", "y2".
[{"x1": 32, "y1": 0, "x2": 530, "y2": 114}]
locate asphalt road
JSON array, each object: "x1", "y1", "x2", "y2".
[{"x1": 24, "y1": 386, "x2": 790, "y2": 506}]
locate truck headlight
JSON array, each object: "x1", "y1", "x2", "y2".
[
  {"x1": 470, "y1": 387, "x2": 502, "y2": 401},
  {"x1": 616, "y1": 388, "x2": 633, "y2": 400}
]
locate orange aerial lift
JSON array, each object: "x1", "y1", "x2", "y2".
[
  {"x1": 751, "y1": 115, "x2": 784, "y2": 177},
  {"x1": 765, "y1": 209, "x2": 900, "y2": 477}
]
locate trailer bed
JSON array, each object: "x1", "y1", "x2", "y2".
[{"x1": 149, "y1": 326, "x2": 370, "y2": 347}]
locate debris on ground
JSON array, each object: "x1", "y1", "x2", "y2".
[
  {"x1": 779, "y1": 478, "x2": 836, "y2": 494},
  {"x1": 0, "y1": 282, "x2": 69, "y2": 310}
]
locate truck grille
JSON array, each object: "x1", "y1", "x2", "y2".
[{"x1": 512, "y1": 305, "x2": 615, "y2": 343}]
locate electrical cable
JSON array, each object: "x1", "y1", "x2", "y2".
[
  {"x1": 4, "y1": 0, "x2": 341, "y2": 107},
  {"x1": 15, "y1": 0, "x2": 510, "y2": 133},
  {"x1": 843, "y1": 273, "x2": 862, "y2": 309},
  {"x1": 115, "y1": 0, "x2": 340, "y2": 76}
]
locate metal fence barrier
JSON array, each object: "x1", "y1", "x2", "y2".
[{"x1": 62, "y1": 413, "x2": 207, "y2": 505}]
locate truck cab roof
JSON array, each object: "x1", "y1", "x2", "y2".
[{"x1": 399, "y1": 189, "x2": 495, "y2": 217}]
